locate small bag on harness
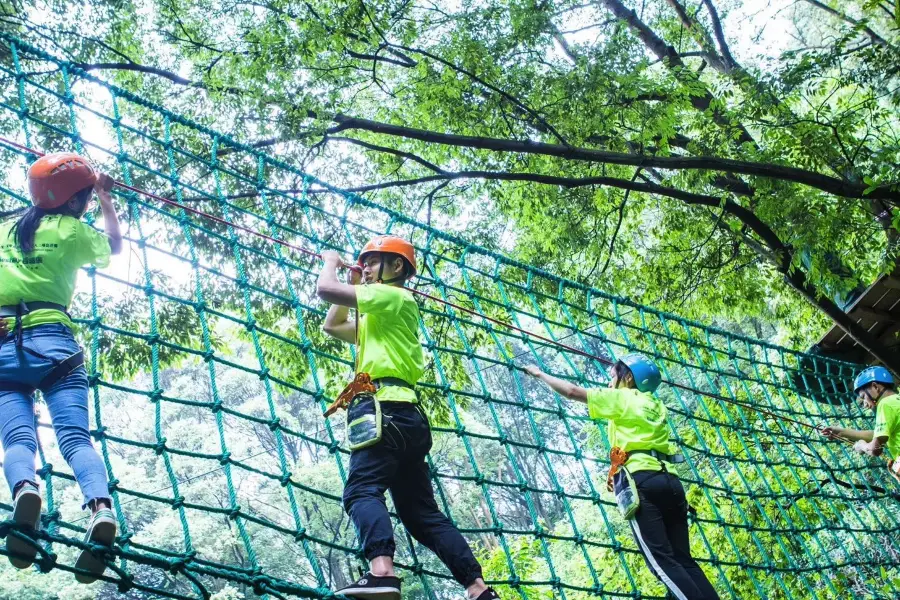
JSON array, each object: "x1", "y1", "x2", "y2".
[
  {"x1": 346, "y1": 393, "x2": 383, "y2": 451},
  {"x1": 889, "y1": 459, "x2": 900, "y2": 486},
  {"x1": 608, "y1": 447, "x2": 640, "y2": 519}
]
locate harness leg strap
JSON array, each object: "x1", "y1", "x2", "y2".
[{"x1": 37, "y1": 350, "x2": 85, "y2": 393}]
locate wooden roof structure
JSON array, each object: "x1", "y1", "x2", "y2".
[{"x1": 814, "y1": 265, "x2": 900, "y2": 366}]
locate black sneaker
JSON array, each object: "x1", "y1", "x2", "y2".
[
  {"x1": 336, "y1": 572, "x2": 401, "y2": 600},
  {"x1": 475, "y1": 588, "x2": 501, "y2": 600}
]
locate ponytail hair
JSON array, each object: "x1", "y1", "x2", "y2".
[{"x1": 9, "y1": 186, "x2": 93, "y2": 253}]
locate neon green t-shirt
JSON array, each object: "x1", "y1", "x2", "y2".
[
  {"x1": 355, "y1": 283, "x2": 425, "y2": 403},
  {"x1": 873, "y1": 394, "x2": 900, "y2": 458},
  {"x1": 0, "y1": 215, "x2": 111, "y2": 330},
  {"x1": 586, "y1": 387, "x2": 678, "y2": 474}
]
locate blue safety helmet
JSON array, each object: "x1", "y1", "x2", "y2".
[
  {"x1": 619, "y1": 353, "x2": 662, "y2": 393},
  {"x1": 853, "y1": 366, "x2": 894, "y2": 393}
]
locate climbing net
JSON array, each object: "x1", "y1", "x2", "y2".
[{"x1": 0, "y1": 33, "x2": 899, "y2": 600}]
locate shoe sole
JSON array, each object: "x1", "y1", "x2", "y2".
[
  {"x1": 74, "y1": 518, "x2": 117, "y2": 584},
  {"x1": 7, "y1": 491, "x2": 41, "y2": 569},
  {"x1": 339, "y1": 586, "x2": 401, "y2": 600}
]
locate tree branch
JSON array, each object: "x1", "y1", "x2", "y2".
[
  {"x1": 329, "y1": 114, "x2": 900, "y2": 201},
  {"x1": 803, "y1": 0, "x2": 892, "y2": 47}
]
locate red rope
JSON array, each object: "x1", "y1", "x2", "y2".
[{"x1": 0, "y1": 136, "x2": 855, "y2": 441}]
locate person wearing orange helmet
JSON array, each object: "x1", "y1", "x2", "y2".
[
  {"x1": 0, "y1": 153, "x2": 122, "y2": 581},
  {"x1": 317, "y1": 235, "x2": 496, "y2": 600}
]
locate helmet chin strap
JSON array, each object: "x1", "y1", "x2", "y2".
[{"x1": 374, "y1": 252, "x2": 406, "y2": 285}]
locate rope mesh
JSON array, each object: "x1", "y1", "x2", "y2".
[{"x1": 0, "y1": 33, "x2": 898, "y2": 600}]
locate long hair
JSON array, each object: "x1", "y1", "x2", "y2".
[
  {"x1": 612, "y1": 361, "x2": 635, "y2": 388},
  {"x1": 7, "y1": 186, "x2": 93, "y2": 253}
]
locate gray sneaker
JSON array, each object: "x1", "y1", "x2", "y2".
[
  {"x1": 74, "y1": 506, "x2": 117, "y2": 584},
  {"x1": 6, "y1": 481, "x2": 42, "y2": 569}
]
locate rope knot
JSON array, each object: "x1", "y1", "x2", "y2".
[
  {"x1": 37, "y1": 551, "x2": 57, "y2": 573},
  {"x1": 268, "y1": 417, "x2": 280, "y2": 431},
  {"x1": 154, "y1": 439, "x2": 167, "y2": 455},
  {"x1": 149, "y1": 388, "x2": 163, "y2": 402},
  {"x1": 293, "y1": 527, "x2": 306, "y2": 541},
  {"x1": 107, "y1": 478, "x2": 120, "y2": 491},
  {"x1": 211, "y1": 400, "x2": 223, "y2": 413},
  {"x1": 171, "y1": 495, "x2": 185, "y2": 510},
  {"x1": 219, "y1": 452, "x2": 231, "y2": 465},
  {"x1": 91, "y1": 426, "x2": 107, "y2": 440},
  {"x1": 36, "y1": 463, "x2": 53, "y2": 477},
  {"x1": 258, "y1": 367, "x2": 270, "y2": 380},
  {"x1": 117, "y1": 573, "x2": 135, "y2": 593},
  {"x1": 227, "y1": 506, "x2": 241, "y2": 519}
]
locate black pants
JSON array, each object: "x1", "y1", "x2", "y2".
[
  {"x1": 342, "y1": 401, "x2": 483, "y2": 587},
  {"x1": 627, "y1": 470, "x2": 720, "y2": 600}
]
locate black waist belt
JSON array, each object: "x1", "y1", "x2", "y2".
[
  {"x1": 0, "y1": 301, "x2": 70, "y2": 318},
  {"x1": 0, "y1": 300, "x2": 83, "y2": 392},
  {"x1": 629, "y1": 449, "x2": 685, "y2": 464},
  {"x1": 373, "y1": 377, "x2": 413, "y2": 390}
]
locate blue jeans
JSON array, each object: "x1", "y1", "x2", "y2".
[
  {"x1": 0, "y1": 323, "x2": 109, "y2": 508},
  {"x1": 342, "y1": 401, "x2": 483, "y2": 587}
]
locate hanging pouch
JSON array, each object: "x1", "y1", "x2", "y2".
[
  {"x1": 889, "y1": 459, "x2": 900, "y2": 485},
  {"x1": 346, "y1": 393, "x2": 382, "y2": 451},
  {"x1": 613, "y1": 468, "x2": 640, "y2": 520}
]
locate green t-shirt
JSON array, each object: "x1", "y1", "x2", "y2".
[
  {"x1": 355, "y1": 283, "x2": 425, "y2": 403},
  {"x1": 0, "y1": 215, "x2": 111, "y2": 330},
  {"x1": 873, "y1": 394, "x2": 900, "y2": 458},
  {"x1": 586, "y1": 387, "x2": 678, "y2": 474}
]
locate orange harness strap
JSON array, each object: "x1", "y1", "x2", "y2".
[
  {"x1": 607, "y1": 447, "x2": 628, "y2": 492},
  {"x1": 324, "y1": 372, "x2": 376, "y2": 417}
]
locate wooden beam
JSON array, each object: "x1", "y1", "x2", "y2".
[{"x1": 853, "y1": 306, "x2": 896, "y2": 322}]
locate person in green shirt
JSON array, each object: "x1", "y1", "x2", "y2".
[
  {"x1": 0, "y1": 153, "x2": 122, "y2": 582},
  {"x1": 525, "y1": 355, "x2": 720, "y2": 600},
  {"x1": 316, "y1": 235, "x2": 497, "y2": 600},
  {"x1": 821, "y1": 367, "x2": 898, "y2": 461}
]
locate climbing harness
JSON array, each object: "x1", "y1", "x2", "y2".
[{"x1": 0, "y1": 300, "x2": 85, "y2": 393}]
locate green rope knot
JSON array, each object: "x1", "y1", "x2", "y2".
[
  {"x1": 91, "y1": 426, "x2": 107, "y2": 440},
  {"x1": 268, "y1": 417, "x2": 281, "y2": 431},
  {"x1": 219, "y1": 451, "x2": 232, "y2": 465},
  {"x1": 211, "y1": 400, "x2": 223, "y2": 412},
  {"x1": 36, "y1": 463, "x2": 53, "y2": 477},
  {"x1": 293, "y1": 527, "x2": 306, "y2": 541},
  {"x1": 149, "y1": 388, "x2": 163, "y2": 402},
  {"x1": 328, "y1": 441, "x2": 340, "y2": 454},
  {"x1": 227, "y1": 506, "x2": 241, "y2": 519},
  {"x1": 142, "y1": 283, "x2": 154, "y2": 296},
  {"x1": 117, "y1": 573, "x2": 135, "y2": 593},
  {"x1": 258, "y1": 367, "x2": 270, "y2": 380},
  {"x1": 498, "y1": 433, "x2": 508, "y2": 445},
  {"x1": 153, "y1": 439, "x2": 167, "y2": 454},
  {"x1": 36, "y1": 551, "x2": 57, "y2": 573},
  {"x1": 590, "y1": 492, "x2": 602, "y2": 505},
  {"x1": 171, "y1": 495, "x2": 186, "y2": 510},
  {"x1": 43, "y1": 510, "x2": 60, "y2": 525},
  {"x1": 202, "y1": 350, "x2": 215, "y2": 362},
  {"x1": 147, "y1": 333, "x2": 161, "y2": 345}
]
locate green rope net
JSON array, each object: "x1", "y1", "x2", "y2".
[{"x1": 0, "y1": 33, "x2": 898, "y2": 600}]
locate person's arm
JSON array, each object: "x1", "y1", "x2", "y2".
[
  {"x1": 95, "y1": 174, "x2": 122, "y2": 255},
  {"x1": 524, "y1": 365, "x2": 588, "y2": 403},
  {"x1": 322, "y1": 265, "x2": 361, "y2": 344},
  {"x1": 820, "y1": 426, "x2": 875, "y2": 443},
  {"x1": 316, "y1": 250, "x2": 359, "y2": 309},
  {"x1": 853, "y1": 435, "x2": 888, "y2": 457}
]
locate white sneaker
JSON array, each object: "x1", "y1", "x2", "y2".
[
  {"x1": 74, "y1": 505, "x2": 117, "y2": 584},
  {"x1": 6, "y1": 481, "x2": 42, "y2": 569}
]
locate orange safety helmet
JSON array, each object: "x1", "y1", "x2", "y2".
[
  {"x1": 357, "y1": 235, "x2": 417, "y2": 279},
  {"x1": 28, "y1": 153, "x2": 97, "y2": 210}
]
